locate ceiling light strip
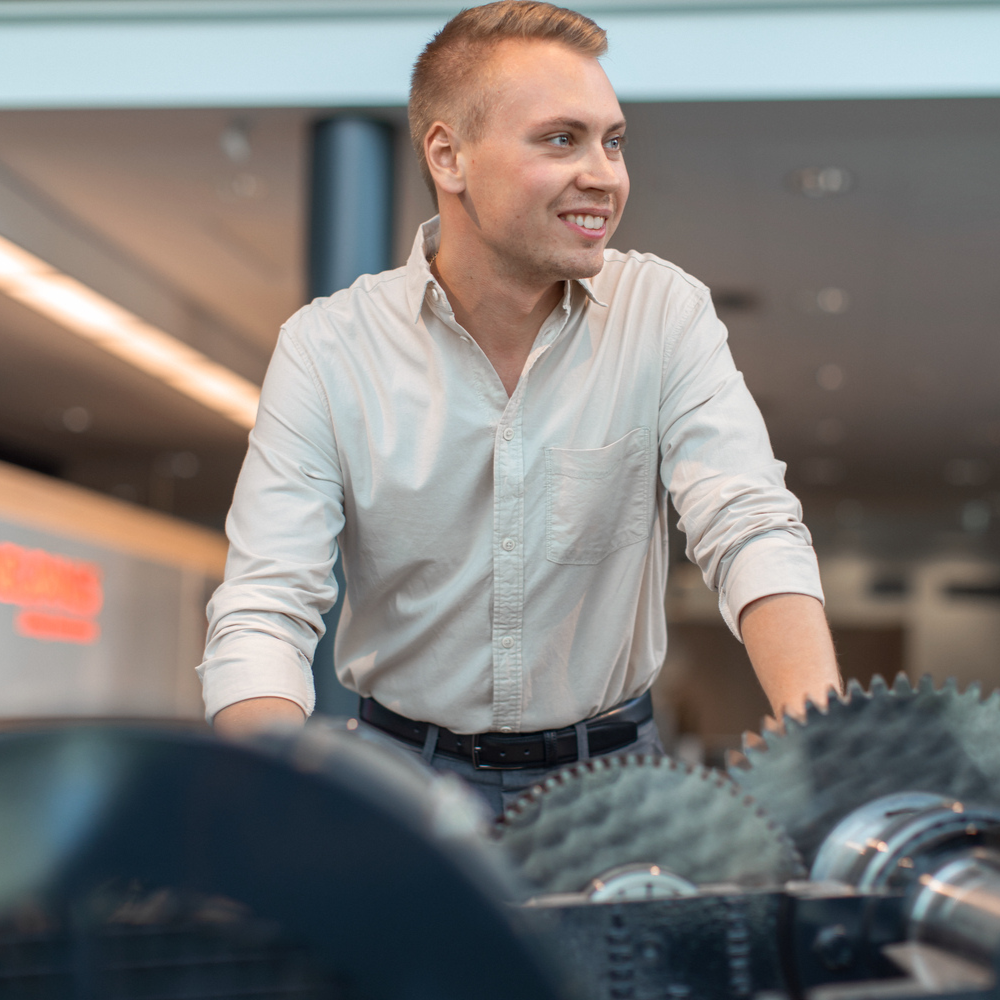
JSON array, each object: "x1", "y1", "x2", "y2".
[{"x1": 0, "y1": 233, "x2": 259, "y2": 428}]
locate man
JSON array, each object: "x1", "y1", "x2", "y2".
[{"x1": 200, "y1": 1, "x2": 840, "y2": 813}]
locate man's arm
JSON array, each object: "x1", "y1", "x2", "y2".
[
  {"x1": 213, "y1": 696, "x2": 307, "y2": 739},
  {"x1": 740, "y1": 593, "x2": 842, "y2": 720},
  {"x1": 199, "y1": 320, "x2": 346, "y2": 729}
]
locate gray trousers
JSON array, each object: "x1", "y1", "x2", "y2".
[{"x1": 370, "y1": 717, "x2": 665, "y2": 818}]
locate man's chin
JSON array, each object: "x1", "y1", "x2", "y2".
[
  {"x1": 506, "y1": 244, "x2": 607, "y2": 285},
  {"x1": 549, "y1": 244, "x2": 608, "y2": 281}
]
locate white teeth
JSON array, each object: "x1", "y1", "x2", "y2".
[{"x1": 565, "y1": 213, "x2": 604, "y2": 230}]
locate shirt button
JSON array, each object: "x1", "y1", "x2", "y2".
[
  {"x1": 500, "y1": 726, "x2": 513, "y2": 733},
  {"x1": 502, "y1": 427, "x2": 514, "y2": 441},
  {"x1": 501, "y1": 636, "x2": 514, "y2": 648},
  {"x1": 502, "y1": 538, "x2": 515, "y2": 551}
]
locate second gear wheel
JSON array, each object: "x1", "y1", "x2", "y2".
[{"x1": 496, "y1": 753, "x2": 804, "y2": 895}]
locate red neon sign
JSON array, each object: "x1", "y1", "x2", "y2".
[
  {"x1": 0, "y1": 541, "x2": 103, "y2": 645},
  {"x1": 16, "y1": 610, "x2": 101, "y2": 644}
]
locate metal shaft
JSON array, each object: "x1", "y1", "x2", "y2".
[{"x1": 909, "y1": 850, "x2": 1000, "y2": 964}]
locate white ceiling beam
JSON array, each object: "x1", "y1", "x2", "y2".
[{"x1": 0, "y1": 2, "x2": 997, "y2": 108}]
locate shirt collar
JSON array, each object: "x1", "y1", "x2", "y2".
[
  {"x1": 575, "y1": 275, "x2": 607, "y2": 308},
  {"x1": 404, "y1": 216, "x2": 608, "y2": 322},
  {"x1": 405, "y1": 216, "x2": 442, "y2": 322}
]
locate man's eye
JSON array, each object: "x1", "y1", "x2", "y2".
[
  {"x1": 549, "y1": 134, "x2": 571, "y2": 147},
  {"x1": 605, "y1": 135, "x2": 626, "y2": 151}
]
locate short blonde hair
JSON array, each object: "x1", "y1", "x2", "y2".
[{"x1": 409, "y1": 2, "x2": 607, "y2": 196}]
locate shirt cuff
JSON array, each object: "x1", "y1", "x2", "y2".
[
  {"x1": 197, "y1": 630, "x2": 317, "y2": 723},
  {"x1": 718, "y1": 531, "x2": 824, "y2": 642}
]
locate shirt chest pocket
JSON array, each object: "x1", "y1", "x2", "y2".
[{"x1": 545, "y1": 427, "x2": 653, "y2": 565}]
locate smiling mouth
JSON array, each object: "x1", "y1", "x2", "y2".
[{"x1": 560, "y1": 212, "x2": 607, "y2": 235}]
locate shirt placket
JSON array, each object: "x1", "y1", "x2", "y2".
[
  {"x1": 489, "y1": 300, "x2": 573, "y2": 733},
  {"x1": 491, "y1": 385, "x2": 526, "y2": 733}
]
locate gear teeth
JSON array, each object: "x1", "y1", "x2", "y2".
[
  {"x1": 498, "y1": 754, "x2": 804, "y2": 891},
  {"x1": 762, "y1": 727, "x2": 785, "y2": 750},
  {"x1": 846, "y1": 678, "x2": 867, "y2": 700},
  {"x1": 805, "y1": 697, "x2": 828, "y2": 720},
  {"x1": 731, "y1": 665, "x2": 1000, "y2": 866}
]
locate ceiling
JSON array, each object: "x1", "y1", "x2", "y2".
[
  {"x1": 616, "y1": 98, "x2": 1000, "y2": 556},
  {"x1": 0, "y1": 98, "x2": 997, "y2": 553}
]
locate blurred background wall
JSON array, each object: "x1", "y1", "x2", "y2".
[{"x1": 0, "y1": 0, "x2": 998, "y2": 742}]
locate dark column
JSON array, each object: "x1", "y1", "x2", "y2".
[
  {"x1": 309, "y1": 117, "x2": 395, "y2": 298},
  {"x1": 308, "y1": 116, "x2": 394, "y2": 717}
]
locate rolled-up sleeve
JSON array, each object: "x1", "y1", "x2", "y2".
[
  {"x1": 197, "y1": 320, "x2": 345, "y2": 721},
  {"x1": 658, "y1": 286, "x2": 823, "y2": 639}
]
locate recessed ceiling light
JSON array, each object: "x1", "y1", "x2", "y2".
[
  {"x1": 154, "y1": 451, "x2": 200, "y2": 479},
  {"x1": 61, "y1": 406, "x2": 91, "y2": 433},
  {"x1": 796, "y1": 287, "x2": 850, "y2": 315},
  {"x1": 816, "y1": 363, "x2": 845, "y2": 391},
  {"x1": 800, "y1": 456, "x2": 845, "y2": 485},
  {"x1": 218, "y1": 172, "x2": 265, "y2": 201},
  {"x1": 816, "y1": 287, "x2": 850, "y2": 315},
  {"x1": 220, "y1": 120, "x2": 252, "y2": 164},
  {"x1": 816, "y1": 417, "x2": 846, "y2": 444},
  {"x1": 961, "y1": 500, "x2": 990, "y2": 533},
  {"x1": 0, "y1": 233, "x2": 259, "y2": 428},
  {"x1": 787, "y1": 166, "x2": 853, "y2": 198}
]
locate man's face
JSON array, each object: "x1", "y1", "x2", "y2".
[{"x1": 456, "y1": 39, "x2": 629, "y2": 283}]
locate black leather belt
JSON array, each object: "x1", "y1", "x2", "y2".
[{"x1": 358, "y1": 691, "x2": 653, "y2": 770}]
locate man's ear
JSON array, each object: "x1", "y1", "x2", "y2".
[{"x1": 425, "y1": 122, "x2": 466, "y2": 197}]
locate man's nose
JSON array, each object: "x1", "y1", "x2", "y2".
[{"x1": 577, "y1": 142, "x2": 622, "y2": 191}]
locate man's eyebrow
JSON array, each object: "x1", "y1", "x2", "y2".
[{"x1": 532, "y1": 117, "x2": 627, "y2": 134}]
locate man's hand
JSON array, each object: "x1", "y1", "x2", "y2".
[
  {"x1": 213, "y1": 697, "x2": 306, "y2": 739},
  {"x1": 740, "y1": 593, "x2": 842, "y2": 721}
]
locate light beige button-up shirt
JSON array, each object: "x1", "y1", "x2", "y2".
[{"x1": 199, "y1": 218, "x2": 823, "y2": 732}]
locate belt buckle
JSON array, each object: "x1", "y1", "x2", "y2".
[{"x1": 471, "y1": 734, "x2": 517, "y2": 770}]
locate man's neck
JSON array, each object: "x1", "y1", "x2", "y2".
[{"x1": 433, "y1": 232, "x2": 564, "y2": 397}]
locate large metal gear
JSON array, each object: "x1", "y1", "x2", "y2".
[
  {"x1": 496, "y1": 752, "x2": 805, "y2": 895},
  {"x1": 0, "y1": 723, "x2": 564, "y2": 1000},
  {"x1": 730, "y1": 673, "x2": 1000, "y2": 867}
]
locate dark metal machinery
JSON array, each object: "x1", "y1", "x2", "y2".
[
  {"x1": 4, "y1": 676, "x2": 1000, "y2": 999},
  {"x1": 0, "y1": 721, "x2": 561, "y2": 999},
  {"x1": 501, "y1": 675, "x2": 1000, "y2": 1000}
]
